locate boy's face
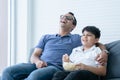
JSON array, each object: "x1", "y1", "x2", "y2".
[{"x1": 81, "y1": 30, "x2": 99, "y2": 47}]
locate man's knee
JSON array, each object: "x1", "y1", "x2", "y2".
[{"x1": 26, "y1": 66, "x2": 60, "y2": 80}]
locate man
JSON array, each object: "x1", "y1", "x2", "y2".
[{"x1": 2, "y1": 12, "x2": 108, "y2": 80}]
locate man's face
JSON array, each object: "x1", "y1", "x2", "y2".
[{"x1": 59, "y1": 13, "x2": 75, "y2": 31}]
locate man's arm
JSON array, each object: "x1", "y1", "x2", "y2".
[
  {"x1": 30, "y1": 48, "x2": 47, "y2": 68},
  {"x1": 96, "y1": 43, "x2": 108, "y2": 65}
]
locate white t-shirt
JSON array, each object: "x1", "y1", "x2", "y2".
[{"x1": 63, "y1": 45, "x2": 102, "y2": 71}]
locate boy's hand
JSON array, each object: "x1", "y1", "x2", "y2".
[
  {"x1": 75, "y1": 63, "x2": 86, "y2": 70},
  {"x1": 62, "y1": 54, "x2": 69, "y2": 62}
]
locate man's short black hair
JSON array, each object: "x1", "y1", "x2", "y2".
[
  {"x1": 82, "y1": 26, "x2": 101, "y2": 38},
  {"x1": 68, "y1": 12, "x2": 77, "y2": 26}
]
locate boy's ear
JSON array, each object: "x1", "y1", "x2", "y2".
[{"x1": 95, "y1": 38, "x2": 99, "y2": 43}]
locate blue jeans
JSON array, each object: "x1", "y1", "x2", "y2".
[{"x1": 1, "y1": 63, "x2": 61, "y2": 80}]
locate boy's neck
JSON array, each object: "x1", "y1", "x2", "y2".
[{"x1": 83, "y1": 45, "x2": 94, "y2": 51}]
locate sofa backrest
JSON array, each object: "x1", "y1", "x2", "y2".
[{"x1": 105, "y1": 40, "x2": 120, "y2": 79}]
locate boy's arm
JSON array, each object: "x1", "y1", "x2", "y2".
[{"x1": 76, "y1": 63, "x2": 106, "y2": 76}]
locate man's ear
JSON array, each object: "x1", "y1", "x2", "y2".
[{"x1": 71, "y1": 25, "x2": 76, "y2": 31}]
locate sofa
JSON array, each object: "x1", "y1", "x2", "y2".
[
  {"x1": 102, "y1": 40, "x2": 120, "y2": 80},
  {"x1": 20, "y1": 40, "x2": 120, "y2": 80},
  {"x1": 28, "y1": 40, "x2": 120, "y2": 80},
  {"x1": 0, "y1": 40, "x2": 120, "y2": 80}
]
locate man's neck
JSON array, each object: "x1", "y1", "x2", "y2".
[{"x1": 59, "y1": 31, "x2": 70, "y2": 36}]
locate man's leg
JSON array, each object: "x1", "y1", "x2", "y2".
[
  {"x1": 52, "y1": 71, "x2": 70, "y2": 80},
  {"x1": 25, "y1": 66, "x2": 61, "y2": 80},
  {"x1": 1, "y1": 63, "x2": 36, "y2": 80},
  {"x1": 64, "y1": 70, "x2": 99, "y2": 80}
]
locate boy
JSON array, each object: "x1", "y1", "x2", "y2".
[{"x1": 52, "y1": 26, "x2": 107, "y2": 80}]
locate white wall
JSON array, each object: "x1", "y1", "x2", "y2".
[
  {"x1": 8, "y1": 0, "x2": 120, "y2": 65},
  {"x1": 15, "y1": 0, "x2": 28, "y2": 63},
  {"x1": 29, "y1": 0, "x2": 120, "y2": 49},
  {"x1": 0, "y1": 0, "x2": 8, "y2": 73},
  {"x1": 10, "y1": 0, "x2": 28, "y2": 64}
]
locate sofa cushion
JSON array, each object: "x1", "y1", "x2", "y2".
[
  {"x1": 107, "y1": 79, "x2": 120, "y2": 80},
  {"x1": 105, "y1": 40, "x2": 120, "y2": 79}
]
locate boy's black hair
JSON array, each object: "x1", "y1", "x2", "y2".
[
  {"x1": 68, "y1": 12, "x2": 77, "y2": 26},
  {"x1": 82, "y1": 26, "x2": 101, "y2": 38}
]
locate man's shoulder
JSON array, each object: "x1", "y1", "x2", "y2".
[
  {"x1": 43, "y1": 34, "x2": 56, "y2": 36},
  {"x1": 70, "y1": 34, "x2": 81, "y2": 38},
  {"x1": 42, "y1": 34, "x2": 56, "y2": 37},
  {"x1": 43, "y1": 34, "x2": 81, "y2": 39}
]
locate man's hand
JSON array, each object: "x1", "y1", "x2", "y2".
[
  {"x1": 96, "y1": 51, "x2": 108, "y2": 65},
  {"x1": 62, "y1": 54, "x2": 69, "y2": 62},
  {"x1": 35, "y1": 60, "x2": 47, "y2": 68},
  {"x1": 96, "y1": 42, "x2": 108, "y2": 65}
]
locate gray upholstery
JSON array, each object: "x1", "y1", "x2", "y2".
[
  {"x1": 28, "y1": 48, "x2": 34, "y2": 62},
  {"x1": 107, "y1": 79, "x2": 120, "y2": 80},
  {"x1": 104, "y1": 40, "x2": 120, "y2": 80},
  {"x1": 1, "y1": 40, "x2": 119, "y2": 80},
  {"x1": 27, "y1": 40, "x2": 120, "y2": 80}
]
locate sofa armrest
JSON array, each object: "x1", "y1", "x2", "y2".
[
  {"x1": 28, "y1": 48, "x2": 34, "y2": 62},
  {"x1": 104, "y1": 40, "x2": 120, "y2": 79}
]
